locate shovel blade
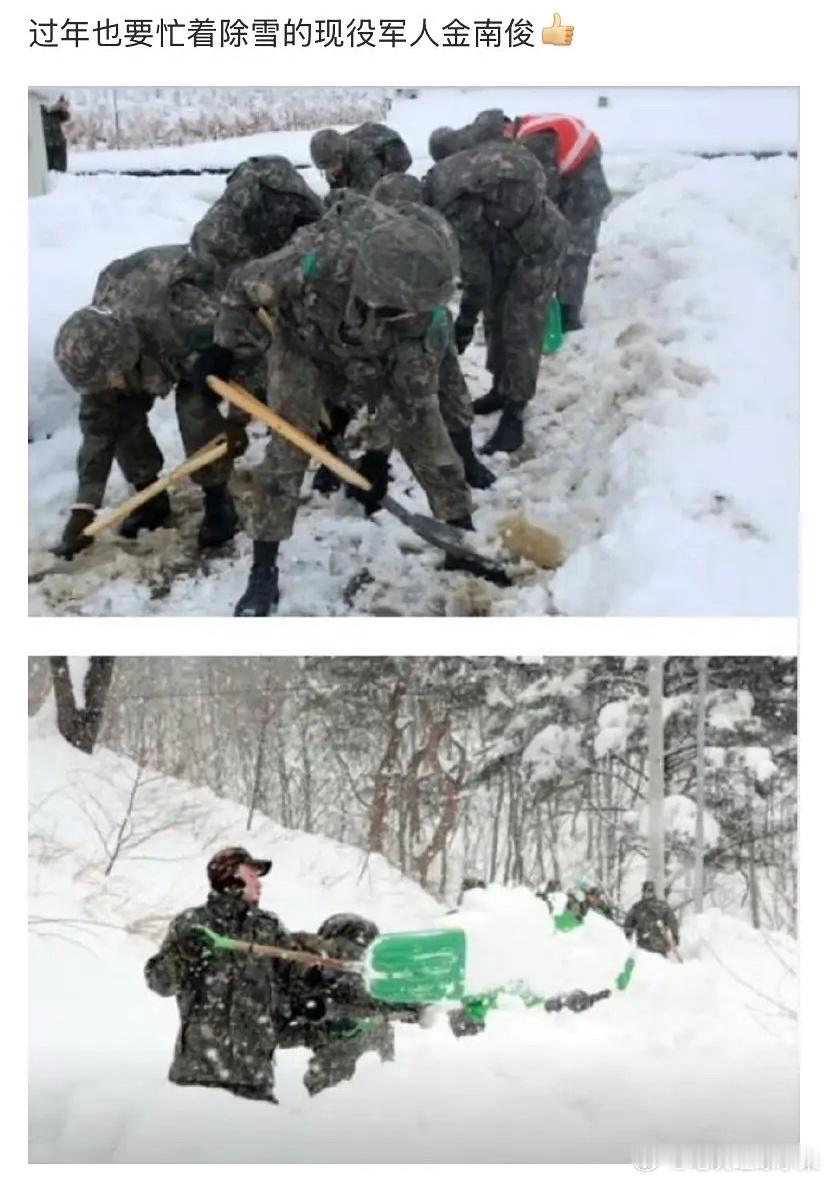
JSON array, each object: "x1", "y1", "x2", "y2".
[
  {"x1": 367, "y1": 928, "x2": 467, "y2": 1004},
  {"x1": 379, "y1": 497, "x2": 511, "y2": 587}
]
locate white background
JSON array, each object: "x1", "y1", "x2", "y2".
[{"x1": 15, "y1": 1, "x2": 823, "y2": 1176}]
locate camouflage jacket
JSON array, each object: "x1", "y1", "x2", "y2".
[
  {"x1": 90, "y1": 244, "x2": 219, "y2": 398},
  {"x1": 190, "y1": 156, "x2": 323, "y2": 285},
  {"x1": 145, "y1": 890, "x2": 311, "y2": 1093},
  {"x1": 214, "y1": 195, "x2": 456, "y2": 421},
  {"x1": 623, "y1": 898, "x2": 680, "y2": 954},
  {"x1": 334, "y1": 124, "x2": 413, "y2": 193},
  {"x1": 422, "y1": 140, "x2": 570, "y2": 262},
  {"x1": 41, "y1": 105, "x2": 69, "y2": 149},
  {"x1": 519, "y1": 133, "x2": 612, "y2": 220}
]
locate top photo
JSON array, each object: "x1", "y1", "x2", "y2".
[{"x1": 27, "y1": 86, "x2": 799, "y2": 617}]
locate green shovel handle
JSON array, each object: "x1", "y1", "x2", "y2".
[{"x1": 192, "y1": 924, "x2": 237, "y2": 952}]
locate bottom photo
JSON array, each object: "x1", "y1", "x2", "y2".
[{"x1": 28, "y1": 655, "x2": 798, "y2": 1164}]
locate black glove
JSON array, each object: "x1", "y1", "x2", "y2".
[
  {"x1": 345, "y1": 450, "x2": 390, "y2": 516},
  {"x1": 192, "y1": 344, "x2": 235, "y2": 396},
  {"x1": 51, "y1": 507, "x2": 95, "y2": 560},
  {"x1": 295, "y1": 996, "x2": 327, "y2": 1022},
  {"x1": 176, "y1": 930, "x2": 211, "y2": 962},
  {"x1": 223, "y1": 418, "x2": 249, "y2": 458}
]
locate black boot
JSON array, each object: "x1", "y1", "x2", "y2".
[
  {"x1": 312, "y1": 464, "x2": 342, "y2": 495},
  {"x1": 197, "y1": 484, "x2": 238, "y2": 548},
  {"x1": 482, "y1": 405, "x2": 524, "y2": 455},
  {"x1": 560, "y1": 304, "x2": 583, "y2": 333},
  {"x1": 119, "y1": 489, "x2": 172, "y2": 539},
  {"x1": 450, "y1": 428, "x2": 496, "y2": 489},
  {"x1": 472, "y1": 388, "x2": 505, "y2": 415},
  {"x1": 234, "y1": 541, "x2": 279, "y2": 617}
]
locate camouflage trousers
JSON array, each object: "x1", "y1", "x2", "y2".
[
  {"x1": 76, "y1": 381, "x2": 234, "y2": 507},
  {"x1": 250, "y1": 336, "x2": 472, "y2": 543},
  {"x1": 304, "y1": 1020, "x2": 394, "y2": 1097},
  {"x1": 557, "y1": 213, "x2": 602, "y2": 311},
  {"x1": 364, "y1": 340, "x2": 472, "y2": 454},
  {"x1": 455, "y1": 248, "x2": 556, "y2": 410}
]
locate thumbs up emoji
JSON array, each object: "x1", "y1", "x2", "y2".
[{"x1": 542, "y1": 14, "x2": 574, "y2": 45}]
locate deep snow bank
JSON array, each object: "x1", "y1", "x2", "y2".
[{"x1": 29, "y1": 723, "x2": 797, "y2": 1163}]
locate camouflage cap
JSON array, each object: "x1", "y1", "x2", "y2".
[
  {"x1": 428, "y1": 126, "x2": 459, "y2": 162},
  {"x1": 310, "y1": 128, "x2": 347, "y2": 171},
  {"x1": 351, "y1": 212, "x2": 456, "y2": 313},
  {"x1": 317, "y1": 912, "x2": 379, "y2": 948},
  {"x1": 371, "y1": 173, "x2": 424, "y2": 207},
  {"x1": 54, "y1": 307, "x2": 140, "y2": 391},
  {"x1": 207, "y1": 846, "x2": 272, "y2": 892}
]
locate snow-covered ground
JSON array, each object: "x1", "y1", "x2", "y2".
[
  {"x1": 28, "y1": 88, "x2": 798, "y2": 616},
  {"x1": 29, "y1": 715, "x2": 798, "y2": 1163}
]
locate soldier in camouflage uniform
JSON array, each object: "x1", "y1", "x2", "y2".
[
  {"x1": 51, "y1": 245, "x2": 248, "y2": 560},
  {"x1": 144, "y1": 847, "x2": 298, "y2": 1103},
  {"x1": 309, "y1": 123, "x2": 413, "y2": 194},
  {"x1": 368, "y1": 176, "x2": 494, "y2": 489},
  {"x1": 623, "y1": 880, "x2": 681, "y2": 957},
  {"x1": 427, "y1": 109, "x2": 508, "y2": 164},
  {"x1": 195, "y1": 196, "x2": 476, "y2": 616},
  {"x1": 190, "y1": 155, "x2": 323, "y2": 286},
  {"x1": 279, "y1": 913, "x2": 404, "y2": 1097},
  {"x1": 505, "y1": 114, "x2": 612, "y2": 332},
  {"x1": 423, "y1": 139, "x2": 570, "y2": 453}
]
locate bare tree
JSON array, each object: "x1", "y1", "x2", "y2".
[
  {"x1": 49, "y1": 657, "x2": 115, "y2": 753},
  {"x1": 693, "y1": 657, "x2": 708, "y2": 913}
]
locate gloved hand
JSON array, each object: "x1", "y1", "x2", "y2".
[
  {"x1": 176, "y1": 929, "x2": 211, "y2": 962},
  {"x1": 192, "y1": 344, "x2": 235, "y2": 397},
  {"x1": 51, "y1": 507, "x2": 95, "y2": 560},
  {"x1": 295, "y1": 996, "x2": 327, "y2": 1022},
  {"x1": 223, "y1": 418, "x2": 249, "y2": 458},
  {"x1": 345, "y1": 450, "x2": 390, "y2": 516}
]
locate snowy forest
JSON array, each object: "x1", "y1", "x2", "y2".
[{"x1": 29, "y1": 656, "x2": 797, "y2": 933}]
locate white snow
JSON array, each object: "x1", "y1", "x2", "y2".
[
  {"x1": 638, "y1": 794, "x2": 722, "y2": 847},
  {"x1": 28, "y1": 88, "x2": 798, "y2": 616},
  {"x1": 521, "y1": 722, "x2": 582, "y2": 779},
  {"x1": 709, "y1": 689, "x2": 756, "y2": 730},
  {"x1": 29, "y1": 718, "x2": 798, "y2": 1163}
]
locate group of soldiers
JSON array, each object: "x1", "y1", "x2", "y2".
[
  {"x1": 146, "y1": 847, "x2": 652, "y2": 1106},
  {"x1": 51, "y1": 108, "x2": 611, "y2": 616},
  {"x1": 534, "y1": 875, "x2": 682, "y2": 957}
]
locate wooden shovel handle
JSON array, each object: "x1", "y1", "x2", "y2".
[
  {"x1": 235, "y1": 939, "x2": 359, "y2": 973},
  {"x1": 82, "y1": 436, "x2": 229, "y2": 538},
  {"x1": 208, "y1": 376, "x2": 371, "y2": 493}
]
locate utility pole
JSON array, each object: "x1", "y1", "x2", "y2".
[
  {"x1": 647, "y1": 657, "x2": 665, "y2": 896},
  {"x1": 693, "y1": 657, "x2": 708, "y2": 913}
]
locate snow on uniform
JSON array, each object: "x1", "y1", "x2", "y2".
[
  {"x1": 144, "y1": 890, "x2": 309, "y2": 1101},
  {"x1": 310, "y1": 123, "x2": 413, "y2": 194},
  {"x1": 190, "y1": 155, "x2": 323, "y2": 287},
  {"x1": 278, "y1": 927, "x2": 396, "y2": 1097},
  {"x1": 513, "y1": 114, "x2": 612, "y2": 316},
  {"x1": 54, "y1": 245, "x2": 236, "y2": 508},
  {"x1": 623, "y1": 896, "x2": 680, "y2": 956},
  {"x1": 423, "y1": 139, "x2": 570, "y2": 411},
  {"x1": 214, "y1": 195, "x2": 472, "y2": 544}
]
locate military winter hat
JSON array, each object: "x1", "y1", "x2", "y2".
[
  {"x1": 54, "y1": 307, "x2": 140, "y2": 391},
  {"x1": 371, "y1": 173, "x2": 424, "y2": 207},
  {"x1": 642, "y1": 880, "x2": 656, "y2": 894},
  {"x1": 352, "y1": 214, "x2": 456, "y2": 313},
  {"x1": 310, "y1": 128, "x2": 347, "y2": 170},
  {"x1": 207, "y1": 846, "x2": 272, "y2": 892},
  {"x1": 472, "y1": 108, "x2": 510, "y2": 142},
  {"x1": 428, "y1": 126, "x2": 459, "y2": 162}
]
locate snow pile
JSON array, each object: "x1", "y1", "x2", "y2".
[
  {"x1": 29, "y1": 89, "x2": 797, "y2": 616},
  {"x1": 637, "y1": 794, "x2": 722, "y2": 847},
  {"x1": 29, "y1": 720, "x2": 798, "y2": 1162}
]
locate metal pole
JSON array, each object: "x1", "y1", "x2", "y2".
[
  {"x1": 647, "y1": 657, "x2": 665, "y2": 896},
  {"x1": 693, "y1": 657, "x2": 708, "y2": 913}
]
